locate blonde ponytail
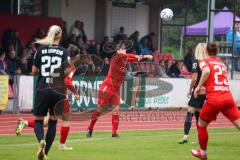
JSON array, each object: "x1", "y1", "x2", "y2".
[
  {"x1": 195, "y1": 43, "x2": 208, "y2": 60},
  {"x1": 35, "y1": 25, "x2": 62, "y2": 45}
]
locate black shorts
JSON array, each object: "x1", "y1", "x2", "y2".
[
  {"x1": 33, "y1": 89, "x2": 65, "y2": 116},
  {"x1": 188, "y1": 90, "x2": 206, "y2": 109}
]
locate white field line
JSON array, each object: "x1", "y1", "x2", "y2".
[{"x1": 0, "y1": 131, "x2": 239, "y2": 148}]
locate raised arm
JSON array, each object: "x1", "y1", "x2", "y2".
[
  {"x1": 126, "y1": 54, "x2": 153, "y2": 62},
  {"x1": 126, "y1": 54, "x2": 139, "y2": 62}
]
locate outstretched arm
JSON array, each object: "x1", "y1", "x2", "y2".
[
  {"x1": 126, "y1": 54, "x2": 139, "y2": 62},
  {"x1": 126, "y1": 54, "x2": 153, "y2": 62}
]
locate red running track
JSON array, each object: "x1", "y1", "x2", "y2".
[{"x1": 0, "y1": 110, "x2": 234, "y2": 136}]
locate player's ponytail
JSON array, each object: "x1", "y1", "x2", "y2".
[
  {"x1": 195, "y1": 43, "x2": 208, "y2": 60},
  {"x1": 35, "y1": 25, "x2": 62, "y2": 45},
  {"x1": 207, "y1": 41, "x2": 219, "y2": 56}
]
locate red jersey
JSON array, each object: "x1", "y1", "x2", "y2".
[
  {"x1": 104, "y1": 53, "x2": 138, "y2": 90},
  {"x1": 199, "y1": 56, "x2": 230, "y2": 99},
  {"x1": 64, "y1": 64, "x2": 77, "y2": 94}
]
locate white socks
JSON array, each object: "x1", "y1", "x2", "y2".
[
  {"x1": 24, "y1": 120, "x2": 28, "y2": 127},
  {"x1": 201, "y1": 149, "x2": 207, "y2": 155},
  {"x1": 183, "y1": 135, "x2": 189, "y2": 139}
]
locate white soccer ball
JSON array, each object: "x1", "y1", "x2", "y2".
[{"x1": 160, "y1": 8, "x2": 173, "y2": 21}]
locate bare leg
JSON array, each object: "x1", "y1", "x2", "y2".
[{"x1": 232, "y1": 119, "x2": 240, "y2": 131}]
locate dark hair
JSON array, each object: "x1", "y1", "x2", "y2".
[
  {"x1": 74, "y1": 20, "x2": 81, "y2": 26},
  {"x1": 0, "y1": 48, "x2": 5, "y2": 57},
  {"x1": 116, "y1": 42, "x2": 126, "y2": 50},
  {"x1": 207, "y1": 42, "x2": 219, "y2": 56},
  {"x1": 120, "y1": 26, "x2": 124, "y2": 30}
]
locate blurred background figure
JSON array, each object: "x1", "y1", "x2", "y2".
[
  {"x1": 183, "y1": 47, "x2": 195, "y2": 72},
  {"x1": 99, "y1": 57, "x2": 110, "y2": 76},
  {"x1": 227, "y1": 23, "x2": 240, "y2": 55},
  {"x1": 137, "y1": 37, "x2": 151, "y2": 55},
  {"x1": 128, "y1": 31, "x2": 139, "y2": 53}
]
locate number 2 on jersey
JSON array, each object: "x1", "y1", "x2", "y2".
[
  {"x1": 41, "y1": 56, "x2": 62, "y2": 77},
  {"x1": 214, "y1": 65, "x2": 228, "y2": 86}
]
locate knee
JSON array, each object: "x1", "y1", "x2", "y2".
[
  {"x1": 35, "y1": 116, "x2": 44, "y2": 120},
  {"x1": 112, "y1": 108, "x2": 119, "y2": 115},
  {"x1": 198, "y1": 118, "x2": 208, "y2": 128},
  {"x1": 188, "y1": 107, "x2": 195, "y2": 113},
  {"x1": 62, "y1": 120, "x2": 70, "y2": 126},
  {"x1": 49, "y1": 116, "x2": 58, "y2": 121},
  {"x1": 232, "y1": 120, "x2": 240, "y2": 130}
]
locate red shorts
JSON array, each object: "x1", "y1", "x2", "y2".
[
  {"x1": 97, "y1": 83, "x2": 120, "y2": 107},
  {"x1": 200, "y1": 95, "x2": 240, "y2": 122}
]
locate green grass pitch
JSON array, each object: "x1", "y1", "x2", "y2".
[{"x1": 0, "y1": 128, "x2": 239, "y2": 160}]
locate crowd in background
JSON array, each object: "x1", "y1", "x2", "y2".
[{"x1": 0, "y1": 20, "x2": 195, "y2": 82}]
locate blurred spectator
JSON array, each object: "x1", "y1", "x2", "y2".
[
  {"x1": 5, "y1": 43, "x2": 18, "y2": 75},
  {"x1": 141, "y1": 32, "x2": 156, "y2": 52},
  {"x1": 88, "y1": 41, "x2": 101, "y2": 57},
  {"x1": 94, "y1": 43, "x2": 101, "y2": 57},
  {"x1": 99, "y1": 58, "x2": 110, "y2": 76},
  {"x1": 2, "y1": 29, "x2": 13, "y2": 50},
  {"x1": 183, "y1": 47, "x2": 194, "y2": 72},
  {"x1": 12, "y1": 30, "x2": 24, "y2": 57},
  {"x1": 85, "y1": 55, "x2": 97, "y2": 76},
  {"x1": 128, "y1": 31, "x2": 139, "y2": 53},
  {"x1": 2, "y1": 29, "x2": 23, "y2": 57},
  {"x1": 26, "y1": 39, "x2": 38, "y2": 74},
  {"x1": 167, "y1": 61, "x2": 182, "y2": 78},
  {"x1": 227, "y1": 23, "x2": 240, "y2": 54},
  {"x1": 0, "y1": 49, "x2": 7, "y2": 74},
  {"x1": 100, "y1": 36, "x2": 112, "y2": 59},
  {"x1": 0, "y1": 48, "x2": 14, "y2": 86},
  {"x1": 70, "y1": 20, "x2": 88, "y2": 43},
  {"x1": 114, "y1": 26, "x2": 127, "y2": 42},
  {"x1": 137, "y1": 37, "x2": 151, "y2": 55},
  {"x1": 16, "y1": 54, "x2": 29, "y2": 75},
  {"x1": 76, "y1": 36, "x2": 84, "y2": 50},
  {"x1": 79, "y1": 21, "x2": 88, "y2": 43},
  {"x1": 35, "y1": 27, "x2": 46, "y2": 39},
  {"x1": 155, "y1": 60, "x2": 168, "y2": 77},
  {"x1": 61, "y1": 21, "x2": 68, "y2": 48},
  {"x1": 65, "y1": 34, "x2": 77, "y2": 48},
  {"x1": 78, "y1": 55, "x2": 97, "y2": 76},
  {"x1": 147, "y1": 63, "x2": 156, "y2": 77},
  {"x1": 70, "y1": 20, "x2": 81, "y2": 37}
]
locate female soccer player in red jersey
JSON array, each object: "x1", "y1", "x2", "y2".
[
  {"x1": 191, "y1": 42, "x2": 240, "y2": 160},
  {"x1": 86, "y1": 43, "x2": 152, "y2": 138}
]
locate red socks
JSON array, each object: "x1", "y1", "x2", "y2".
[
  {"x1": 112, "y1": 115, "x2": 119, "y2": 135},
  {"x1": 88, "y1": 110, "x2": 119, "y2": 135},
  {"x1": 27, "y1": 119, "x2": 35, "y2": 128},
  {"x1": 198, "y1": 125, "x2": 208, "y2": 150},
  {"x1": 60, "y1": 126, "x2": 70, "y2": 144},
  {"x1": 89, "y1": 110, "x2": 101, "y2": 130}
]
